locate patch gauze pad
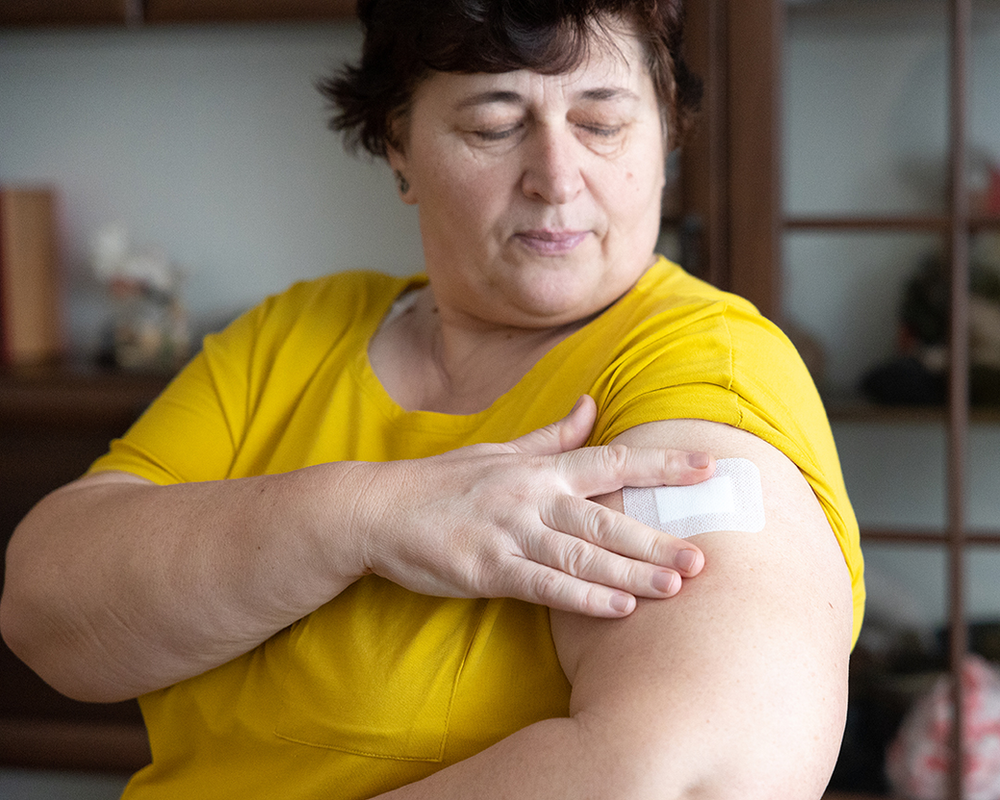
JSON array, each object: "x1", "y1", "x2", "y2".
[{"x1": 622, "y1": 458, "x2": 765, "y2": 539}]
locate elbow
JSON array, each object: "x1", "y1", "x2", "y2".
[
  {"x1": 0, "y1": 580, "x2": 29, "y2": 665},
  {"x1": 683, "y1": 729, "x2": 843, "y2": 800},
  {"x1": 650, "y1": 751, "x2": 839, "y2": 800},
  {"x1": 1, "y1": 572, "x2": 68, "y2": 699},
  {"x1": 1, "y1": 587, "x2": 131, "y2": 704},
  {"x1": 588, "y1": 719, "x2": 844, "y2": 800},
  {"x1": 1, "y1": 535, "x2": 46, "y2": 676},
  {"x1": 1, "y1": 538, "x2": 125, "y2": 704},
  {"x1": 0, "y1": 573, "x2": 64, "y2": 696}
]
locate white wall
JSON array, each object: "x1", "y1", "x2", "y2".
[{"x1": 0, "y1": 21, "x2": 423, "y2": 357}]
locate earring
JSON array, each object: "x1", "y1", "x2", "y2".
[{"x1": 394, "y1": 170, "x2": 410, "y2": 195}]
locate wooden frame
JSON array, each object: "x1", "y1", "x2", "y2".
[{"x1": 681, "y1": 0, "x2": 783, "y2": 323}]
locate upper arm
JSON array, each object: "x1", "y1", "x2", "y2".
[{"x1": 550, "y1": 418, "x2": 854, "y2": 799}]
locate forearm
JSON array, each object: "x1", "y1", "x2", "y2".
[
  {"x1": 374, "y1": 715, "x2": 625, "y2": 800},
  {"x1": 371, "y1": 694, "x2": 792, "y2": 800},
  {"x1": 0, "y1": 464, "x2": 370, "y2": 702},
  {"x1": 1, "y1": 407, "x2": 712, "y2": 704}
]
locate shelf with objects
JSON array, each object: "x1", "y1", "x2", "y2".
[{"x1": 781, "y1": 0, "x2": 1000, "y2": 797}]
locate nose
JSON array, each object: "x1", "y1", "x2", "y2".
[{"x1": 520, "y1": 125, "x2": 585, "y2": 205}]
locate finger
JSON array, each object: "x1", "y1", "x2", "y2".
[
  {"x1": 503, "y1": 395, "x2": 597, "y2": 457},
  {"x1": 532, "y1": 531, "x2": 687, "y2": 601},
  {"x1": 505, "y1": 560, "x2": 638, "y2": 618},
  {"x1": 541, "y1": 494, "x2": 705, "y2": 577},
  {"x1": 559, "y1": 442, "x2": 715, "y2": 499}
]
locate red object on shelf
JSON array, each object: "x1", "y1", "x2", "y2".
[
  {"x1": 886, "y1": 655, "x2": 1000, "y2": 800},
  {"x1": 986, "y1": 166, "x2": 1000, "y2": 218}
]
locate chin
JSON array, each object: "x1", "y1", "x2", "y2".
[{"x1": 504, "y1": 282, "x2": 618, "y2": 328}]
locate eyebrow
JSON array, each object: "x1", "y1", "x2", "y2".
[
  {"x1": 454, "y1": 86, "x2": 641, "y2": 110},
  {"x1": 454, "y1": 90, "x2": 523, "y2": 109}
]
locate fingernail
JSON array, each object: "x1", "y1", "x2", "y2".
[
  {"x1": 610, "y1": 593, "x2": 634, "y2": 614},
  {"x1": 674, "y1": 549, "x2": 699, "y2": 573},
  {"x1": 651, "y1": 570, "x2": 679, "y2": 595},
  {"x1": 687, "y1": 451, "x2": 710, "y2": 469}
]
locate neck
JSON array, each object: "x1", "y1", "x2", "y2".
[{"x1": 370, "y1": 287, "x2": 594, "y2": 415}]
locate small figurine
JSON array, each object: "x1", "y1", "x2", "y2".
[{"x1": 89, "y1": 222, "x2": 191, "y2": 372}]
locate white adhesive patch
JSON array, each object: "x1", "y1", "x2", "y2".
[{"x1": 622, "y1": 458, "x2": 765, "y2": 539}]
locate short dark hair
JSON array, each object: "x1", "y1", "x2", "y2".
[{"x1": 319, "y1": 0, "x2": 702, "y2": 158}]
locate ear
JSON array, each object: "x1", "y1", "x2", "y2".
[{"x1": 386, "y1": 146, "x2": 417, "y2": 205}]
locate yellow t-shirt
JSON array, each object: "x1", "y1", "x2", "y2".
[{"x1": 91, "y1": 257, "x2": 864, "y2": 800}]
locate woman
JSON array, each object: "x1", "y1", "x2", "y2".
[{"x1": 1, "y1": 1, "x2": 864, "y2": 798}]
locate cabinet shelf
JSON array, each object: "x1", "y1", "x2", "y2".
[
  {"x1": 0, "y1": 0, "x2": 355, "y2": 27},
  {"x1": 862, "y1": 527, "x2": 1000, "y2": 545},
  {"x1": 0, "y1": 0, "x2": 139, "y2": 26},
  {"x1": 0, "y1": 364, "x2": 168, "y2": 429},
  {"x1": 0, "y1": 719, "x2": 149, "y2": 773},
  {"x1": 143, "y1": 0, "x2": 356, "y2": 24},
  {"x1": 786, "y1": 214, "x2": 1000, "y2": 233},
  {"x1": 786, "y1": 0, "x2": 1000, "y2": 22},
  {"x1": 826, "y1": 397, "x2": 1000, "y2": 425}
]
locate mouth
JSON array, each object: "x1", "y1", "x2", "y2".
[{"x1": 513, "y1": 229, "x2": 590, "y2": 255}]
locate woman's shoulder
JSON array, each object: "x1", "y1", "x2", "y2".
[
  {"x1": 264, "y1": 270, "x2": 424, "y2": 319},
  {"x1": 615, "y1": 257, "x2": 789, "y2": 357},
  {"x1": 221, "y1": 270, "x2": 424, "y2": 343},
  {"x1": 631, "y1": 257, "x2": 761, "y2": 321},
  {"x1": 193, "y1": 270, "x2": 425, "y2": 388}
]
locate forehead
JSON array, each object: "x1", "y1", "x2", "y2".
[{"x1": 413, "y1": 27, "x2": 653, "y2": 108}]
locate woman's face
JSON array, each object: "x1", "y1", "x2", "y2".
[{"x1": 388, "y1": 26, "x2": 667, "y2": 331}]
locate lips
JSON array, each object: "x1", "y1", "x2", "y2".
[{"x1": 514, "y1": 229, "x2": 590, "y2": 255}]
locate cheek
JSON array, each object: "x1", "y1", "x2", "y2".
[
  {"x1": 612, "y1": 164, "x2": 660, "y2": 208},
  {"x1": 448, "y1": 167, "x2": 515, "y2": 226}
]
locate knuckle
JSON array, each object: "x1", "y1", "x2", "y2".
[
  {"x1": 573, "y1": 499, "x2": 607, "y2": 543},
  {"x1": 580, "y1": 583, "x2": 616, "y2": 616},
  {"x1": 650, "y1": 533, "x2": 681, "y2": 565},
  {"x1": 558, "y1": 537, "x2": 598, "y2": 578},
  {"x1": 601, "y1": 443, "x2": 632, "y2": 474},
  {"x1": 529, "y1": 567, "x2": 564, "y2": 604}
]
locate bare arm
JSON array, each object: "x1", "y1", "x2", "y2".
[
  {"x1": 0, "y1": 398, "x2": 710, "y2": 703},
  {"x1": 372, "y1": 419, "x2": 854, "y2": 800},
  {"x1": 0, "y1": 463, "x2": 373, "y2": 704}
]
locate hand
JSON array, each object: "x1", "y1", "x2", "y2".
[{"x1": 353, "y1": 396, "x2": 713, "y2": 617}]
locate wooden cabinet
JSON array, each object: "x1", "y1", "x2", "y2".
[{"x1": 0, "y1": 367, "x2": 166, "y2": 771}]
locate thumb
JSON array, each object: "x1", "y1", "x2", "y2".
[{"x1": 507, "y1": 396, "x2": 597, "y2": 456}]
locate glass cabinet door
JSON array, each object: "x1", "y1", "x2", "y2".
[{"x1": 780, "y1": 1, "x2": 1000, "y2": 796}]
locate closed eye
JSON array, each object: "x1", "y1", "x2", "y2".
[
  {"x1": 473, "y1": 125, "x2": 523, "y2": 141},
  {"x1": 579, "y1": 124, "x2": 623, "y2": 138}
]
